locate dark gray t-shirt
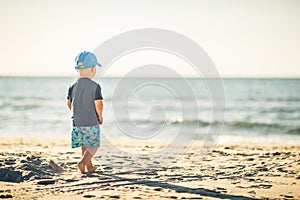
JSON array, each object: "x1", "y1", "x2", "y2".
[{"x1": 67, "y1": 78, "x2": 103, "y2": 126}]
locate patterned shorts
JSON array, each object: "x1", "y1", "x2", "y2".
[{"x1": 71, "y1": 125, "x2": 100, "y2": 148}]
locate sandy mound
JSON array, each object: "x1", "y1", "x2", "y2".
[{"x1": 0, "y1": 152, "x2": 63, "y2": 183}]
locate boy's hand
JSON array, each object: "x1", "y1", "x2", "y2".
[
  {"x1": 99, "y1": 116, "x2": 103, "y2": 125},
  {"x1": 67, "y1": 99, "x2": 71, "y2": 110}
]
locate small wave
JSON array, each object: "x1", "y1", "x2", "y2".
[
  {"x1": 114, "y1": 118, "x2": 293, "y2": 131},
  {"x1": 0, "y1": 102, "x2": 43, "y2": 110},
  {"x1": 287, "y1": 127, "x2": 300, "y2": 135},
  {"x1": 233, "y1": 96, "x2": 300, "y2": 103},
  {"x1": 115, "y1": 118, "x2": 211, "y2": 127},
  {"x1": 168, "y1": 119, "x2": 211, "y2": 126},
  {"x1": 0, "y1": 97, "x2": 55, "y2": 110},
  {"x1": 264, "y1": 97, "x2": 300, "y2": 102},
  {"x1": 227, "y1": 121, "x2": 281, "y2": 129}
]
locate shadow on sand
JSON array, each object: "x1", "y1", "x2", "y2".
[
  {"x1": 93, "y1": 172, "x2": 256, "y2": 200},
  {"x1": 48, "y1": 170, "x2": 256, "y2": 199}
]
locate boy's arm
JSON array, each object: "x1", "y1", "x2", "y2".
[
  {"x1": 67, "y1": 99, "x2": 72, "y2": 110},
  {"x1": 94, "y1": 100, "x2": 103, "y2": 125}
]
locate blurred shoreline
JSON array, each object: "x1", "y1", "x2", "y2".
[{"x1": 1, "y1": 135, "x2": 300, "y2": 147}]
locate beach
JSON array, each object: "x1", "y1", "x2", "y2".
[
  {"x1": 1, "y1": 0, "x2": 300, "y2": 198},
  {"x1": 0, "y1": 138, "x2": 299, "y2": 200}
]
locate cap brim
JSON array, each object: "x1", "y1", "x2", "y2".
[
  {"x1": 75, "y1": 64, "x2": 101, "y2": 69},
  {"x1": 75, "y1": 65, "x2": 85, "y2": 69}
]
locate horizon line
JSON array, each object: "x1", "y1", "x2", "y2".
[{"x1": 0, "y1": 74, "x2": 300, "y2": 79}]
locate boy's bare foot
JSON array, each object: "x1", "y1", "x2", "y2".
[
  {"x1": 87, "y1": 165, "x2": 97, "y2": 173},
  {"x1": 77, "y1": 161, "x2": 85, "y2": 174}
]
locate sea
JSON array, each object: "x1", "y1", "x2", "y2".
[{"x1": 0, "y1": 76, "x2": 299, "y2": 145}]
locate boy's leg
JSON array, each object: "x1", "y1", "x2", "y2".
[
  {"x1": 78, "y1": 125, "x2": 100, "y2": 173},
  {"x1": 77, "y1": 150, "x2": 93, "y2": 173},
  {"x1": 85, "y1": 146, "x2": 99, "y2": 172},
  {"x1": 81, "y1": 145, "x2": 86, "y2": 156},
  {"x1": 80, "y1": 145, "x2": 93, "y2": 172},
  {"x1": 81, "y1": 145, "x2": 93, "y2": 167},
  {"x1": 85, "y1": 158, "x2": 96, "y2": 172}
]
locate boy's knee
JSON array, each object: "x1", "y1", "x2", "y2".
[{"x1": 86, "y1": 146, "x2": 99, "y2": 156}]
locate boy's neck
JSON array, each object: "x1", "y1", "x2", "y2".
[{"x1": 79, "y1": 74, "x2": 92, "y2": 79}]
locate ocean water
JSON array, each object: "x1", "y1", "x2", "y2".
[{"x1": 0, "y1": 76, "x2": 299, "y2": 145}]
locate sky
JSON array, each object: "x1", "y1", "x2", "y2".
[{"x1": 0, "y1": 0, "x2": 299, "y2": 77}]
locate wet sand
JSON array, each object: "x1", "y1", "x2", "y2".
[{"x1": 0, "y1": 137, "x2": 299, "y2": 200}]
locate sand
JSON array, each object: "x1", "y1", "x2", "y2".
[{"x1": 0, "y1": 137, "x2": 299, "y2": 200}]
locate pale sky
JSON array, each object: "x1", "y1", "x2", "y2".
[{"x1": 0, "y1": 0, "x2": 299, "y2": 77}]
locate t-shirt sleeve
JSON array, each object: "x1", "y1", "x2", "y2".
[
  {"x1": 67, "y1": 86, "x2": 73, "y2": 100},
  {"x1": 95, "y1": 84, "x2": 103, "y2": 100}
]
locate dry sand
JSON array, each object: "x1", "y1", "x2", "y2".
[{"x1": 0, "y1": 137, "x2": 299, "y2": 200}]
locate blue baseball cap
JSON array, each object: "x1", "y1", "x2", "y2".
[{"x1": 75, "y1": 51, "x2": 102, "y2": 69}]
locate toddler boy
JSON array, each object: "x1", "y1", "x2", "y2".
[{"x1": 67, "y1": 51, "x2": 103, "y2": 173}]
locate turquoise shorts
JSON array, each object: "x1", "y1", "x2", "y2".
[{"x1": 71, "y1": 125, "x2": 100, "y2": 148}]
